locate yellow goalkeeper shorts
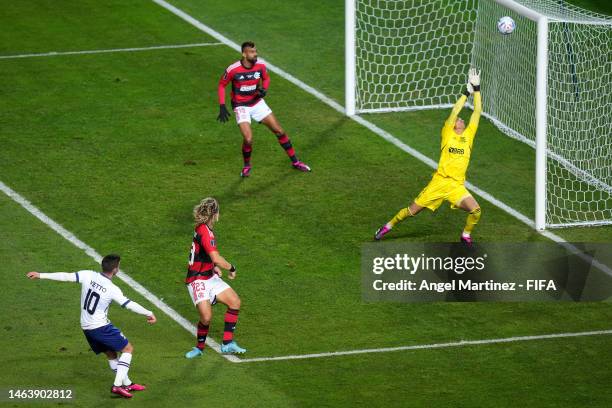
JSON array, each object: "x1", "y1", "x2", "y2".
[{"x1": 414, "y1": 173, "x2": 472, "y2": 211}]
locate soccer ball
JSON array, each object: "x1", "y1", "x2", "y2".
[{"x1": 497, "y1": 16, "x2": 516, "y2": 35}]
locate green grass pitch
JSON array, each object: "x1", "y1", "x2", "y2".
[{"x1": 1, "y1": 0, "x2": 611, "y2": 406}]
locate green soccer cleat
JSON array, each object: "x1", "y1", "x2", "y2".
[
  {"x1": 220, "y1": 341, "x2": 247, "y2": 354},
  {"x1": 185, "y1": 347, "x2": 203, "y2": 359}
]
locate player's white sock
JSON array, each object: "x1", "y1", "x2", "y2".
[
  {"x1": 122, "y1": 375, "x2": 132, "y2": 386},
  {"x1": 113, "y1": 353, "x2": 132, "y2": 387},
  {"x1": 462, "y1": 231, "x2": 471, "y2": 238},
  {"x1": 108, "y1": 358, "x2": 118, "y2": 372}
]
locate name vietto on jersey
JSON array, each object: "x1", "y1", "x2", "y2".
[
  {"x1": 40, "y1": 270, "x2": 152, "y2": 330},
  {"x1": 77, "y1": 270, "x2": 135, "y2": 330}
]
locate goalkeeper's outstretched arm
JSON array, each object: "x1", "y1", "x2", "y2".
[
  {"x1": 467, "y1": 90, "x2": 482, "y2": 131},
  {"x1": 467, "y1": 67, "x2": 482, "y2": 131}
]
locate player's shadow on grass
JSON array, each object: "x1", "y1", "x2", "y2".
[
  {"x1": 212, "y1": 118, "x2": 350, "y2": 202},
  {"x1": 221, "y1": 168, "x2": 301, "y2": 202},
  {"x1": 296, "y1": 116, "x2": 350, "y2": 155},
  {"x1": 165, "y1": 168, "x2": 302, "y2": 231}
]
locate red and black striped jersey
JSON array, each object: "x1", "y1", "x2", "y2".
[
  {"x1": 218, "y1": 59, "x2": 270, "y2": 108},
  {"x1": 186, "y1": 223, "x2": 218, "y2": 283}
]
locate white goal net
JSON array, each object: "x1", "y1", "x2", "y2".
[{"x1": 348, "y1": 0, "x2": 612, "y2": 228}]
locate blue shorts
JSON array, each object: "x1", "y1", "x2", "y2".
[{"x1": 83, "y1": 324, "x2": 129, "y2": 354}]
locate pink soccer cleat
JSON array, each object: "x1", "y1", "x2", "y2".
[
  {"x1": 111, "y1": 385, "x2": 133, "y2": 399},
  {"x1": 460, "y1": 234, "x2": 473, "y2": 247},
  {"x1": 292, "y1": 161, "x2": 311, "y2": 172},
  {"x1": 240, "y1": 165, "x2": 252, "y2": 178},
  {"x1": 126, "y1": 383, "x2": 146, "y2": 392},
  {"x1": 374, "y1": 224, "x2": 391, "y2": 240}
]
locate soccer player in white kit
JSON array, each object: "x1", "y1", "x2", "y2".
[{"x1": 26, "y1": 254, "x2": 157, "y2": 399}]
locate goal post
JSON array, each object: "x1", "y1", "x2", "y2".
[
  {"x1": 535, "y1": 15, "x2": 549, "y2": 231},
  {"x1": 346, "y1": 0, "x2": 612, "y2": 229},
  {"x1": 345, "y1": 0, "x2": 356, "y2": 116}
]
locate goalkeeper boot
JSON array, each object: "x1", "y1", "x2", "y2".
[
  {"x1": 374, "y1": 224, "x2": 391, "y2": 240},
  {"x1": 292, "y1": 161, "x2": 311, "y2": 172},
  {"x1": 111, "y1": 385, "x2": 133, "y2": 399},
  {"x1": 185, "y1": 347, "x2": 203, "y2": 359},
  {"x1": 460, "y1": 233, "x2": 473, "y2": 248},
  {"x1": 221, "y1": 341, "x2": 247, "y2": 354},
  {"x1": 240, "y1": 165, "x2": 252, "y2": 178}
]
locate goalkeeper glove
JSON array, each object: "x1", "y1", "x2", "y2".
[
  {"x1": 469, "y1": 67, "x2": 481, "y2": 92},
  {"x1": 217, "y1": 104, "x2": 231, "y2": 123},
  {"x1": 257, "y1": 87, "x2": 267, "y2": 98},
  {"x1": 463, "y1": 82, "x2": 474, "y2": 97}
]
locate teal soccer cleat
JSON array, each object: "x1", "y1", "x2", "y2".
[
  {"x1": 185, "y1": 347, "x2": 203, "y2": 359},
  {"x1": 220, "y1": 341, "x2": 247, "y2": 354}
]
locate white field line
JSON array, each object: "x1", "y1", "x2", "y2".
[
  {"x1": 152, "y1": 0, "x2": 612, "y2": 280},
  {"x1": 238, "y1": 329, "x2": 612, "y2": 363},
  {"x1": 0, "y1": 42, "x2": 223, "y2": 60},
  {"x1": 0, "y1": 180, "x2": 239, "y2": 363}
]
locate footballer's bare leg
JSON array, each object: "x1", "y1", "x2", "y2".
[
  {"x1": 216, "y1": 288, "x2": 246, "y2": 354},
  {"x1": 238, "y1": 122, "x2": 254, "y2": 177},
  {"x1": 120, "y1": 342, "x2": 134, "y2": 353},
  {"x1": 458, "y1": 195, "x2": 481, "y2": 246},
  {"x1": 261, "y1": 113, "x2": 311, "y2": 172},
  {"x1": 105, "y1": 350, "x2": 118, "y2": 361},
  {"x1": 375, "y1": 202, "x2": 424, "y2": 240}
]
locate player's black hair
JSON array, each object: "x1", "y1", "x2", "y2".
[
  {"x1": 101, "y1": 254, "x2": 121, "y2": 273},
  {"x1": 241, "y1": 41, "x2": 255, "y2": 52}
]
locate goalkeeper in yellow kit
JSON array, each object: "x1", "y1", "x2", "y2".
[{"x1": 375, "y1": 68, "x2": 482, "y2": 246}]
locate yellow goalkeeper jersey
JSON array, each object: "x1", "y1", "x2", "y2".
[{"x1": 436, "y1": 92, "x2": 481, "y2": 182}]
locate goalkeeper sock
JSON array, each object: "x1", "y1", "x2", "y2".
[
  {"x1": 222, "y1": 308, "x2": 240, "y2": 345},
  {"x1": 276, "y1": 133, "x2": 298, "y2": 163},
  {"x1": 196, "y1": 321, "x2": 209, "y2": 350},
  {"x1": 242, "y1": 143, "x2": 252, "y2": 166},
  {"x1": 463, "y1": 207, "x2": 481, "y2": 236},
  {"x1": 388, "y1": 207, "x2": 414, "y2": 227}
]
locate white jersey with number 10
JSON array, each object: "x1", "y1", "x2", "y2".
[{"x1": 76, "y1": 270, "x2": 131, "y2": 330}]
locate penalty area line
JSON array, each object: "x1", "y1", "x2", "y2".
[
  {"x1": 0, "y1": 42, "x2": 223, "y2": 60},
  {"x1": 237, "y1": 329, "x2": 612, "y2": 363},
  {"x1": 0, "y1": 180, "x2": 240, "y2": 363}
]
